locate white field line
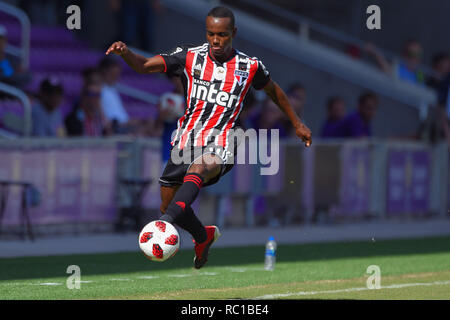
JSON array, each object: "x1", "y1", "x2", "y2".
[
  {"x1": 252, "y1": 280, "x2": 450, "y2": 299},
  {"x1": 167, "y1": 274, "x2": 192, "y2": 278},
  {"x1": 110, "y1": 278, "x2": 133, "y2": 281}
]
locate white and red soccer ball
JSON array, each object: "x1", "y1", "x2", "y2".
[{"x1": 138, "y1": 220, "x2": 180, "y2": 262}]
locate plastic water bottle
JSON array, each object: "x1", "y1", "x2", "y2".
[{"x1": 264, "y1": 236, "x2": 277, "y2": 271}]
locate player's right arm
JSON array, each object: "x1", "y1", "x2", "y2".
[{"x1": 105, "y1": 41, "x2": 165, "y2": 74}]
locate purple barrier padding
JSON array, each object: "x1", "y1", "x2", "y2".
[
  {"x1": 0, "y1": 148, "x2": 117, "y2": 226},
  {"x1": 141, "y1": 148, "x2": 163, "y2": 209},
  {"x1": 232, "y1": 140, "x2": 253, "y2": 193},
  {"x1": 338, "y1": 145, "x2": 371, "y2": 217},
  {"x1": 264, "y1": 143, "x2": 285, "y2": 193},
  {"x1": 386, "y1": 149, "x2": 430, "y2": 215},
  {"x1": 80, "y1": 148, "x2": 118, "y2": 222},
  {"x1": 233, "y1": 163, "x2": 252, "y2": 193},
  {"x1": 0, "y1": 151, "x2": 22, "y2": 225}
]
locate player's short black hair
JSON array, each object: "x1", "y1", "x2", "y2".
[{"x1": 207, "y1": 6, "x2": 235, "y2": 29}]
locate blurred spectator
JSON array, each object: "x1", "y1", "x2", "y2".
[
  {"x1": 98, "y1": 56, "x2": 130, "y2": 133},
  {"x1": 31, "y1": 77, "x2": 65, "y2": 137},
  {"x1": 320, "y1": 96, "x2": 346, "y2": 138},
  {"x1": 327, "y1": 92, "x2": 378, "y2": 138},
  {"x1": 118, "y1": 0, "x2": 162, "y2": 52},
  {"x1": 65, "y1": 82, "x2": 111, "y2": 137},
  {"x1": 245, "y1": 83, "x2": 305, "y2": 138},
  {"x1": 426, "y1": 52, "x2": 450, "y2": 90},
  {"x1": 236, "y1": 88, "x2": 258, "y2": 130},
  {"x1": 255, "y1": 98, "x2": 290, "y2": 138},
  {"x1": 0, "y1": 25, "x2": 31, "y2": 92},
  {"x1": 285, "y1": 83, "x2": 306, "y2": 137},
  {"x1": 287, "y1": 83, "x2": 306, "y2": 116},
  {"x1": 141, "y1": 75, "x2": 185, "y2": 163},
  {"x1": 436, "y1": 72, "x2": 450, "y2": 142},
  {"x1": 82, "y1": 67, "x2": 103, "y2": 87},
  {"x1": 418, "y1": 53, "x2": 450, "y2": 143},
  {"x1": 365, "y1": 39, "x2": 425, "y2": 85}
]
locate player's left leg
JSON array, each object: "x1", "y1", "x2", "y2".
[
  {"x1": 160, "y1": 153, "x2": 221, "y2": 237},
  {"x1": 160, "y1": 152, "x2": 223, "y2": 268}
]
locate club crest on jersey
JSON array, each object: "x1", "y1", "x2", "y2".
[
  {"x1": 234, "y1": 70, "x2": 249, "y2": 86},
  {"x1": 193, "y1": 64, "x2": 202, "y2": 77},
  {"x1": 214, "y1": 66, "x2": 226, "y2": 81}
]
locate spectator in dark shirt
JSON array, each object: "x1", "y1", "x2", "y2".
[
  {"x1": 419, "y1": 53, "x2": 450, "y2": 143},
  {"x1": 426, "y1": 52, "x2": 450, "y2": 91},
  {"x1": 436, "y1": 73, "x2": 450, "y2": 142},
  {"x1": 320, "y1": 96, "x2": 346, "y2": 138},
  {"x1": 65, "y1": 82, "x2": 111, "y2": 137},
  {"x1": 328, "y1": 92, "x2": 378, "y2": 138}
]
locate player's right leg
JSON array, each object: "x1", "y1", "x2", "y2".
[{"x1": 160, "y1": 185, "x2": 179, "y2": 215}]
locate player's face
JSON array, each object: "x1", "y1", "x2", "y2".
[{"x1": 205, "y1": 16, "x2": 236, "y2": 60}]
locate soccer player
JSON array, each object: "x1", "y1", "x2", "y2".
[{"x1": 106, "y1": 6, "x2": 312, "y2": 268}]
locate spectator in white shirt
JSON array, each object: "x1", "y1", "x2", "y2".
[{"x1": 98, "y1": 57, "x2": 130, "y2": 133}]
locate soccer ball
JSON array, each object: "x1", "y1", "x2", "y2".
[{"x1": 138, "y1": 220, "x2": 180, "y2": 262}]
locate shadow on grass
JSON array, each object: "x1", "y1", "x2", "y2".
[{"x1": 0, "y1": 235, "x2": 449, "y2": 281}]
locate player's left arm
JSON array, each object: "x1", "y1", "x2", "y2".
[{"x1": 263, "y1": 79, "x2": 312, "y2": 147}]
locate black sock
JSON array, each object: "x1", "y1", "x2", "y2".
[
  {"x1": 176, "y1": 173, "x2": 204, "y2": 205},
  {"x1": 161, "y1": 203, "x2": 206, "y2": 243},
  {"x1": 160, "y1": 173, "x2": 207, "y2": 243}
]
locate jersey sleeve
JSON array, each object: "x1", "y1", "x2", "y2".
[
  {"x1": 252, "y1": 59, "x2": 271, "y2": 90},
  {"x1": 157, "y1": 45, "x2": 189, "y2": 77}
]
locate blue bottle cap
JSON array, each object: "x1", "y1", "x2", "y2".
[{"x1": 268, "y1": 236, "x2": 275, "y2": 241}]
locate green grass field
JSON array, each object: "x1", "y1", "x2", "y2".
[{"x1": 1, "y1": 236, "x2": 449, "y2": 300}]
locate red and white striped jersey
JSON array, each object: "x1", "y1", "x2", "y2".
[{"x1": 158, "y1": 43, "x2": 271, "y2": 150}]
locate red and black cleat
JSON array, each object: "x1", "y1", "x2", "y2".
[{"x1": 193, "y1": 226, "x2": 221, "y2": 269}]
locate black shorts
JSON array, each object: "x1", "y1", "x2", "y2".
[{"x1": 159, "y1": 143, "x2": 237, "y2": 188}]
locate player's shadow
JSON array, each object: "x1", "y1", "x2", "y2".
[{"x1": 0, "y1": 235, "x2": 449, "y2": 281}]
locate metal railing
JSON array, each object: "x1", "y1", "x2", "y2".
[
  {"x1": 116, "y1": 83, "x2": 160, "y2": 105},
  {"x1": 0, "y1": 81, "x2": 32, "y2": 136},
  {"x1": 0, "y1": 2, "x2": 30, "y2": 70}
]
